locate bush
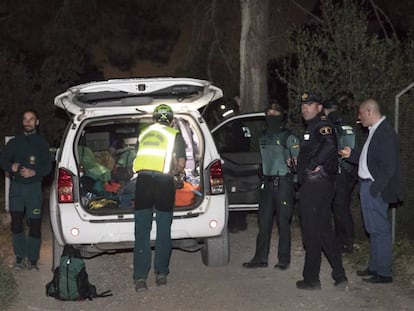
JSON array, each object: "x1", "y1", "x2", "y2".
[
  {"x1": 278, "y1": 0, "x2": 414, "y2": 239},
  {"x1": 346, "y1": 236, "x2": 414, "y2": 287}
]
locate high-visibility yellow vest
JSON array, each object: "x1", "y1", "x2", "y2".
[{"x1": 133, "y1": 123, "x2": 178, "y2": 174}]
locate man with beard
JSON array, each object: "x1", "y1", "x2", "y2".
[
  {"x1": 243, "y1": 103, "x2": 299, "y2": 270},
  {"x1": 0, "y1": 109, "x2": 51, "y2": 271}
]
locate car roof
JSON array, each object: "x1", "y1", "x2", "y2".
[
  {"x1": 211, "y1": 112, "x2": 265, "y2": 133},
  {"x1": 54, "y1": 77, "x2": 223, "y2": 116}
]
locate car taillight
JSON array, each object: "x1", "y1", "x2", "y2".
[
  {"x1": 209, "y1": 160, "x2": 225, "y2": 194},
  {"x1": 58, "y1": 168, "x2": 74, "y2": 203}
]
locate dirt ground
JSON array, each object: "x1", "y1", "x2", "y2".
[{"x1": 2, "y1": 212, "x2": 414, "y2": 311}]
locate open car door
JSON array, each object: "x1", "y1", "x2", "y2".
[{"x1": 212, "y1": 113, "x2": 266, "y2": 211}]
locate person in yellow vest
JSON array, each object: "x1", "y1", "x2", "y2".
[{"x1": 132, "y1": 104, "x2": 186, "y2": 292}]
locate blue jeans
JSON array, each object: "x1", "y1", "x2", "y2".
[
  {"x1": 133, "y1": 208, "x2": 173, "y2": 280},
  {"x1": 359, "y1": 180, "x2": 392, "y2": 277}
]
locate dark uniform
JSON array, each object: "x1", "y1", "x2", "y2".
[
  {"x1": 0, "y1": 130, "x2": 51, "y2": 268},
  {"x1": 297, "y1": 93, "x2": 347, "y2": 289},
  {"x1": 325, "y1": 106, "x2": 357, "y2": 253},
  {"x1": 243, "y1": 104, "x2": 299, "y2": 269}
]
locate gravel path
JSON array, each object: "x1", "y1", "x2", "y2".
[{"x1": 5, "y1": 213, "x2": 414, "y2": 311}]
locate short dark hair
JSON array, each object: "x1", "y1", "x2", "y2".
[{"x1": 22, "y1": 109, "x2": 39, "y2": 120}]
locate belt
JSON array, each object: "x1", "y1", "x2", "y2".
[
  {"x1": 360, "y1": 178, "x2": 373, "y2": 182},
  {"x1": 138, "y1": 170, "x2": 166, "y2": 176},
  {"x1": 263, "y1": 175, "x2": 290, "y2": 181}
]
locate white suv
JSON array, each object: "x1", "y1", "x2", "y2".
[{"x1": 49, "y1": 77, "x2": 229, "y2": 269}]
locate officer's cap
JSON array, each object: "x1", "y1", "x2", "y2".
[
  {"x1": 322, "y1": 99, "x2": 338, "y2": 109},
  {"x1": 265, "y1": 103, "x2": 284, "y2": 114},
  {"x1": 301, "y1": 92, "x2": 322, "y2": 104}
]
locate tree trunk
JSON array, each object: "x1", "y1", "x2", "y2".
[{"x1": 239, "y1": 0, "x2": 269, "y2": 113}]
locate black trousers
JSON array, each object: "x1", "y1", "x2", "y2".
[
  {"x1": 299, "y1": 181, "x2": 345, "y2": 282},
  {"x1": 332, "y1": 170, "x2": 356, "y2": 249},
  {"x1": 252, "y1": 175, "x2": 294, "y2": 264}
]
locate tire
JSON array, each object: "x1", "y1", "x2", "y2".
[
  {"x1": 52, "y1": 237, "x2": 64, "y2": 271},
  {"x1": 201, "y1": 228, "x2": 230, "y2": 266}
]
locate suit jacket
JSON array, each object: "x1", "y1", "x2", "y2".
[{"x1": 349, "y1": 119, "x2": 403, "y2": 203}]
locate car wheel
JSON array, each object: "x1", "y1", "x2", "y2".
[{"x1": 201, "y1": 227, "x2": 230, "y2": 266}]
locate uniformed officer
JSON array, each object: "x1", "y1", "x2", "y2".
[
  {"x1": 296, "y1": 93, "x2": 348, "y2": 290},
  {"x1": 243, "y1": 103, "x2": 299, "y2": 270},
  {"x1": 323, "y1": 97, "x2": 358, "y2": 253},
  {"x1": 132, "y1": 104, "x2": 186, "y2": 292},
  {"x1": 0, "y1": 109, "x2": 52, "y2": 271}
]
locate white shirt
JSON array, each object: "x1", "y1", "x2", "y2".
[{"x1": 358, "y1": 116, "x2": 386, "y2": 180}]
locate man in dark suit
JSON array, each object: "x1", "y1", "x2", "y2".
[{"x1": 339, "y1": 99, "x2": 403, "y2": 284}]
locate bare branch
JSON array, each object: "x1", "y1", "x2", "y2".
[
  {"x1": 289, "y1": 0, "x2": 323, "y2": 24},
  {"x1": 210, "y1": 0, "x2": 235, "y2": 80},
  {"x1": 367, "y1": 0, "x2": 398, "y2": 40}
]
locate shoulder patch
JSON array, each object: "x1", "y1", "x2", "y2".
[{"x1": 319, "y1": 126, "x2": 332, "y2": 135}]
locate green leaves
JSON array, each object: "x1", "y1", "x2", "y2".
[{"x1": 282, "y1": 0, "x2": 414, "y2": 116}]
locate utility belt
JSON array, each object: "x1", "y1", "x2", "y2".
[
  {"x1": 137, "y1": 169, "x2": 169, "y2": 176},
  {"x1": 338, "y1": 159, "x2": 358, "y2": 175},
  {"x1": 338, "y1": 159, "x2": 357, "y2": 175},
  {"x1": 263, "y1": 174, "x2": 292, "y2": 187}
]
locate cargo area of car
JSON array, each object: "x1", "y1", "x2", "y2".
[{"x1": 75, "y1": 114, "x2": 203, "y2": 215}]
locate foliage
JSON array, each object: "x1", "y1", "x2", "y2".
[
  {"x1": 346, "y1": 235, "x2": 414, "y2": 288},
  {"x1": 277, "y1": 0, "x2": 414, "y2": 238},
  {"x1": 0, "y1": 204, "x2": 17, "y2": 311},
  {"x1": 0, "y1": 0, "x2": 190, "y2": 146},
  {"x1": 176, "y1": 0, "x2": 240, "y2": 100},
  {"x1": 279, "y1": 0, "x2": 414, "y2": 117}
]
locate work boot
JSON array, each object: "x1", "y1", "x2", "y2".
[
  {"x1": 13, "y1": 258, "x2": 26, "y2": 271},
  {"x1": 296, "y1": 279, "x2": 321, "y2": 290},
  {"x1": 334, "y1": 275, "x2": 348, "y2": 287},
  {"x1": 242, "y1": 260, "x2": 268, "y2": 269},
  {"x1": 274, "y1": 262, "x2": 290, "y2": 270},
  {"x1": 155, "y1": 274, "x2": 168, "y2": 286},
  {"x1": 27, "y1": 260, "x2": 39, "y2": 271},
  {"x1": 135, "y1": 279, "x2": 148, "y2": 292}
]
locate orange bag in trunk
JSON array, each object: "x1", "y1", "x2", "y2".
[{"x1": 175, "y1": 181, "x2": 200, "y2": 206}]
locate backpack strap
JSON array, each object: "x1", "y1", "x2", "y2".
[{"x1": 96, "y1": 290, "x2": 113, "y2": 298}]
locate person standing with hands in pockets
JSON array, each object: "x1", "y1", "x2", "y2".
[
  {"x1": 339, "y1": 99, "x2": 403, "y2": 284},
  {"x1": 0, "y1": 109, "x2": 51, "y2": 271}
]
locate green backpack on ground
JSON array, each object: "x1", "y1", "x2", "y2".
[{"x1": 46, "y1": 245, "x2": 112, "y2": 301}]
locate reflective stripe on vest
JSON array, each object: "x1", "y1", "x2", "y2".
[{"x1": 133, "y1": 123, "x2": 178, "y2": 174}]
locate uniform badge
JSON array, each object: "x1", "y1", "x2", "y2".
[
  {"x1": 341, "y1": 125, "x2": 354, "y2": 134},
  {"x1": 304, "y1": 133, "x2": 310, "y2": 140},
  {"x1": 29, "y1": 155, "x2": 36, "y2": 165},
  {"x1": 301, "y1": 93, "x2": 309, "y2": 101},
  {"x1": 319, "y1": 126, "x2": 332, "y2": 135}
]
